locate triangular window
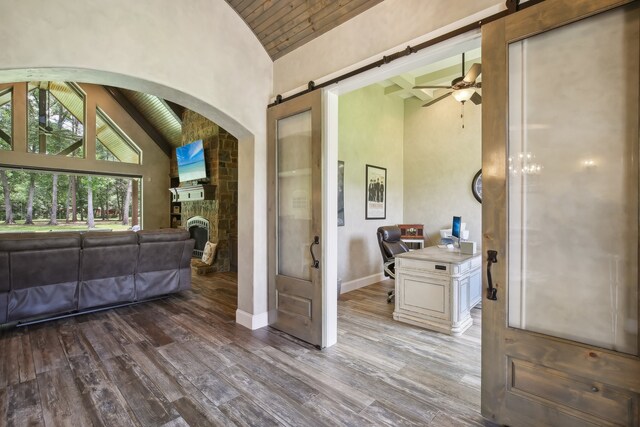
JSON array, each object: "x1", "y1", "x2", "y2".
[{"x1": 96, "y1": 108, "x2": 141, "y2": 164}]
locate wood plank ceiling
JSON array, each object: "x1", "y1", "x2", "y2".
[{"x1": 226, "y1": 0, "x2": 384, "y2": 60}]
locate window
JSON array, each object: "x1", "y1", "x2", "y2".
[
  {"x1": 27, "y1": 82, "x2": 85, "y2": 157},
  {"x1": 96, "y1": 108, "x2": 141, "y2": 164},
  {"x1": 0, "y1": 168, "x2": 141, "y2": 231},
  {"x1": 0, "y1": 89, "x2": 11, "y2": 150}
]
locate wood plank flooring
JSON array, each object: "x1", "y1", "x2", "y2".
[{"x1": 0, "y1": 273, "x2": 493, "y2": 426}]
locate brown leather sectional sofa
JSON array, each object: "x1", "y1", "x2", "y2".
[{"x1": 0, "y1": 228, "x2": 195, "y2": 325}]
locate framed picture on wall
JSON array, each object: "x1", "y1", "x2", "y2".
[
  {"x1": 365, "y1": 164, "x2": 386, "y2": 220},
  {"x1": 338, "y1": 160, "x2": 345, "y2": 226}
]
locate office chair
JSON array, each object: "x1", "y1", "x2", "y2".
[{"x1": 376, "y1": 225, "x2": 410, "y2": 303}]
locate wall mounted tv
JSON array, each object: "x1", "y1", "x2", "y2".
[{"x1": 176, "y1": 139, "x2": 207, "y2": 182}]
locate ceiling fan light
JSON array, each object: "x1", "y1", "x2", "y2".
[{"x1": 452, "y1": 88, "x2": 475, "y2": 103}]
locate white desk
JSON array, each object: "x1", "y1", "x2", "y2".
[{"x1": 393, "y1": 246, "x2": 481, "y2": 336}]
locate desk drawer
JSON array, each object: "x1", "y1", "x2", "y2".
[{"x1": 397, "y1": 258, "x2": 450, "y2": 274}]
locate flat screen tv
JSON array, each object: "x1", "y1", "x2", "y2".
[{"x1": 176, "y1": 140, "x2": 207, "y2": 182}]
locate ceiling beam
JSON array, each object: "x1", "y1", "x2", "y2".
[
  {"x1": 388, "y1": 75, "x2": 431, "y2": 101},
  {"x1": 104, "y1": 86, "x2": 172, "y2": 157},
  {"x1": 414, "y1": 59, "x2": 481, "y2": 87},
  {"x1": 383, "y1": 84, "x2": 402, "y2": 96},
  {"x1": 414, "y1": 64, "x2": 461, "y2": 87}
]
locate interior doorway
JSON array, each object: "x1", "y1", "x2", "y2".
[
  {"x1": 333, "y1": 45, "x2": 483, "y2": 298},
  {"x1": 325, "y1": 31, "x2": 481, "y2": 308},
  {"x1": 323, "y1": 29, "x2": 485, "y2": 416}
]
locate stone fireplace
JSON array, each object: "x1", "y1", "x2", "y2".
[{"x1": 171, "y1": 110, "x2": 238, "y2": 272}]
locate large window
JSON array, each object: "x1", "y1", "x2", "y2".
[
  {"x1": 96, "y1": 108, "x2": 141, "y2": 164},
  {"x1": 27, "y1": 82, "x2": 85, "y2": 157},
  {"x1": 1, "y1": 82, "x2": 148, "y2": 230},
  {"x1": 0, "y1": 88, "x2": 11, "y2": 150},
  {"x1": 0, "y1": 168, "x2": 141, "y2": 231}
]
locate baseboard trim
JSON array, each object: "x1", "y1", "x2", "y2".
[
  {"x1": 235, "y1": 309, "x2": 269, "y2": 330},
  {"x1": 341, "y1": 272, "x2": 386, "y2": 294}
]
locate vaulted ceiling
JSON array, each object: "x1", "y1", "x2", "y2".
[{"x1": 225, "y1": 0, "x2": 384, "y2": 60}]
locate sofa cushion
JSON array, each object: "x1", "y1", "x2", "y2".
[
  {"x1": 0, "y1": 232, "x2": 81, "y2": 252},
  {"x1": 137, "y1": 229, "x2": 189, "y2": 243},
  {"x1": 11, "y1": 248, "x2": 80, "y2": 290},
  {"x1": 80, "y1": 231, "x2": 138, "y2": 309},
  {"x1": 136, "y1": 232, "x2": 190, "y2": 299},
  {"x1": 82, "y1": 231, "x2": 138, "y2": 248},
  {"x1": 81, "y1": 245, "x2": 138, "y2": 280}
]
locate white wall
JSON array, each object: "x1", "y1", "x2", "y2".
[
  {"x1": 0, "y1": 0, "x2": 272, "y2": 328},
  {"x1": 403, "y1": 97, "x2": 482, "y2": 246},
  {"x1": 338, "y1": 85, "x2": 404, "y2": 287},
  {"x1": 273, "y1": 0, "x2": 502, "y2": 96}
]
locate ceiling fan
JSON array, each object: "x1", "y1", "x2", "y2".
[{"x1": 414, "y1": 53, "x2": 482, "y2": 107}]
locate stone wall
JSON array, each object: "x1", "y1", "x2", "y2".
[{"x1": 171, "y1": 110, "x2": 238, "y2": 272}]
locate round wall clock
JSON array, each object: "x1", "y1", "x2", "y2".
[{"x1": 472, "y1": 169, "x2": 482, "y2": 203}]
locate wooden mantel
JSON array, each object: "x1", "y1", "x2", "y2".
[{"x1": 169, "y1": 184, "x2": 216, "y2": 202}]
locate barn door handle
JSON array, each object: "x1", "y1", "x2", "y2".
[
  {"x1": 310, "y1": 236, "x2": 320, "y2": 269},
  {"x1": 486, "y1": 250, "x2": 498, "y2": 301}
]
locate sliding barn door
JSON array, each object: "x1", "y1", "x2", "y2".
[
  {"x1": 482, "y1": 0, "x2": 640, "y2": 425},
  {"x1": 267, "y1": 91, "x2": 324, "y2": 347}
]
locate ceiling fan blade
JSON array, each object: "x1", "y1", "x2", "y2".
[
  {"x1": 422, "y1": 91, "x2": 452, "y2": 107},
  {"x1": 463, "y1": 63, "x2": 482, "y2": 84},
  {"x1": 413, "y1": 85, "x2": 452, "y2": 89},
  {"x1": 470, "y1": 92, "x2": 482, "y2": 105}
]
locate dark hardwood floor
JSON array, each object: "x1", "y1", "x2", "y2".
[{"x1": 0, "y1": 273, "x2": 490, "y2": 426}]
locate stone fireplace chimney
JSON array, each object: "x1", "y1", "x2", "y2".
[{"x1": 171, "y1": 110, "x2": 238, "y2": 272}]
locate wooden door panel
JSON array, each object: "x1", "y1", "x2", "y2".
[
  {"x1": 504, "y1": 330, "x2": 640, "y2": 391},
  {"x1": 267, "y1": 90, "x2": 324, "y2": 347},
  {"x1": 481, "y1": 0, "x2": 640, "y2": 425},
  {"x1": 503, "y1": 393, "x2": 611, "y2": 427},
  {"x1": 509, "y1": 358, "x2": 637, "y2": 426}
]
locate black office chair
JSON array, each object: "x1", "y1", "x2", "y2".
[{"x1": 376, "y1": 225, "x2": 410, "y2": 303}]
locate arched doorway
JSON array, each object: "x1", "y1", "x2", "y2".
[{"x1": 0, "y1": 68, "x2": 265, "y2": 329}]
